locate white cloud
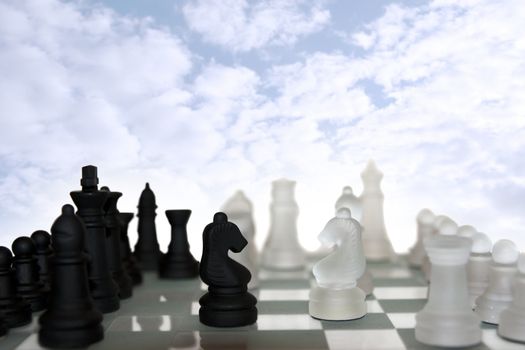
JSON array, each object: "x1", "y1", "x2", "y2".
[{"x1": 182, "y1": 0, "x2": 330, "y2": 51}]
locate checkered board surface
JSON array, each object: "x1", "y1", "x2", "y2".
[{"x1": 1, "y1": 257, "x2": 522, "y2": 350}]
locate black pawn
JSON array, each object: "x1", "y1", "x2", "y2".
[
  {"x1": 31, "y1": 230, "x2": 53, "y2": 292},
  {"x1": 117, "y1": 212, "x2": 142, "y2": 285},
  {"x1": 0, "y1": 246, "x2": 32, "y2": 328},
  {"x1": 199, "y1": 212, "x2": 257, "y2": 327},
  {"x1": 12, "y1": 237, "x2": 47, "y2": 312},
  {"x1": 159, "y1": 210, "x2": 199, "y2": 279},
  {"x1": 100, "y1": 186, "x2": 133, "y2": 299},
  {"x1": 134, "y1": 183, "x2": 161, "y2": 270},
  {"x1": 39, "y1": 204, "x2": 104, "y2": 349},
  {"x1": 71, "y1": 165, "x2": 119, "y2": 313}
]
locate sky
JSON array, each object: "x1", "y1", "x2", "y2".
[{"x1": 0, "y1": 0, "x2": 524, "y2": 258}]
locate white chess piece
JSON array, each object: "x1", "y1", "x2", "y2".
[
  {"x1": 415, "y1": 234, "x2": 481, "y2": 347},
  {"x1": 457, "y1": 225, "x2": 477, "y2": 239},
  {"x1": 466, "y1": 232, "x2": 492, "y2": 309},
  {"x1": 498, "y1": 253, "x2": 525, "y2": 342},
  {"x1": 359, "y1": 160, "x2": 395, "y2": 261},
  {"x1": 422, "y1": 214, "x2": 450, "y2": 281},
  {"x1": 309, "y1": 208, "x2": 367, "y2": 320},
  {"x1": 221, "y1": 190, "x2": 259, "y2": 289},
  {"x1": 408, "y1": 209, "x2": 435, "y2": 267},
  {"x1": 261, "y1": 179, "x2": 305, "y2": 270},
  {"x1": 475, "y1": 239, "x2": 519, "y2": 324},
  {"x1": 335, "y1": 186, "x2": 362, "y2": 221}
]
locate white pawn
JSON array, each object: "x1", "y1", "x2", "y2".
[
  {"x1": 415, "y1": 234, "x2": 481, "y2": 347},
  {"x1": 499, "y1": 253, "x2": 525, "y2": 342},
  {"x1": 309, "y1": 208, "x2": 367, "y2": 320},
  {"x1": 475, "y1": 239, "x2": 519, "y2": 324},
  {"x1": 457, "y1": 225, "x2": 478, "y2": 239},
  {"x1": 335, "y1": 186, "x2": 362, "y2": 221},
  {"x1": 221, "y1": 190, "x2": 259, "y2": 289},
  {"x1": 422, "y1": 215, "x2": 451, "y2": 281},
  {"x1": 466, "y1": 233, "x2": 492, "y2": 309},
  {"x1": 408, "y1": 209, "x2": 435, "y2": 267}
]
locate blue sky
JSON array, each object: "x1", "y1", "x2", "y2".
[{"x1": 0, "y1": 0, "x2": 524, "y2": 255}]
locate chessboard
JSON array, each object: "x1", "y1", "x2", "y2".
[{"x1": 1, "y1": 257, "x2": 520, "y2": 350}]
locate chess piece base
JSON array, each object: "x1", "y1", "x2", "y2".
[
  {"x1": 199, "y1": 288, "x2": 257, "y2": 327},
  {"x1": 159, "y1": 256, "x2": 199, "y2": 279},
  {"x1": 309, "y1": 285, "x2": 367, "y2": 321},
  {"x1": 415, "y1": 310, "x2": 481, "y2": 347},
  {"x1": 498, "y1": 308, "x2": 525, "y2": 343},
  {"x1": 39, "y1": 310, "x2": 104, "y2": 349},
  {"x1": 475, "y1": 295, "x2": 512, "y2": 324},
  {"x1": 92, "y1": 294, "x2": 120, "y2": 314},
  {"x1": 134, "y1": 252, "x2": 159, "y2": 271},
  {"x1": 0, "y1": 300, "x2": 32, "y2": 328}
]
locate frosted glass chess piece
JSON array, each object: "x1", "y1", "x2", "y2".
[
  {"x1": 415, "y1": 234, "x2": 481, "y2": 347},
  {"x1": 261, "y1": 179, "x2": 305, "y2": 270},
  {"x1": 408, "y1": 209, "x2": 435, "y2": 267},
  {"x1": 422, "y1": 214, "x2": 449, "y2": 282},
  {"x1": 335, "y1": 186, "x2": 362, "y2": 221},
  {"x1": 475, "y1": 239, "x2": 519, "y2": 324},
  {"x1": 498, "y1": 253, "x2": 525, "y2": 342},
  {"x1": 221, "y1": 190, "x2": 259, "y2": 289},
  {"x1": 466, "y1": 233, "x2": 492, "y2": 309},
  {"x1": 457, "y1": 225, "x2": 477, "y2": 240},
  {"x1": 359, "y1": 160, "x2": 395, "y2": 261},
  {"x1": 309, "y1": 208, "x2": 367, "y2": 320}
]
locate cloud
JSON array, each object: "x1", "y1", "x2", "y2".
[{"x1": 182, "y1": 0, "x2": 331, "y2": 52}]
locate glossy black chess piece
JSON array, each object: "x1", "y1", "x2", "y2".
[
  {"x1": 31, "y1": 230, "x2": 53, "y2": 292},
  {"x1": 159, "y1": 210, "x2": 199, "y2": 279},
  {"x1": 117, "y1": 212, "x2": 142, "y2": 285},
  {"x1": 70, "y1": 165, "x2": 120, "y2": 313},
  {"x1": 0, "y1": 246, "x2": 32, "y2": 327},
  {"x1": 134, "y1": 183, "x2": 161, "y2": 270},
  {"x1": 101, "y1": 186, "x2": 133, "y2": 299},
  {"x1": 199, "y1": 212, "x2": 257, "y2": 327},
  {"x1": 12, "y1": 236, "x2": 47, "y2": 312},
  {"x1": 39, "y1": 204, "x2": 104, "y2": 349},
  {"x1": 0, "y1": 311, "x2": 7, "y2": 337}
]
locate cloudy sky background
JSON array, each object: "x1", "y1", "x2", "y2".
[{"x1": 0, "y1": 0, "x2": 524, "y2": 257}]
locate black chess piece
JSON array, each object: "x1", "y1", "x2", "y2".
[
  {"x1": 199, "y1": 212, "x2": 257, "y2": 327},
  {"x1": 159, "y1": 210, "x2": 199, "y2": 279},
  {"x1": 0, "y1": 246, "x2": 32, "y2": 328},
  {"x1": 12, "y1": 236, "x2": 47, "y2": 312},
  {"x1": 117, "y1": 212, "x2": 142, "y2": 285},
  {"x1": 39, "y1": 204, "x2": 104, "y2": 349},
  {"x1": 0, "y1": 311, "x2": 7, "y2": 337},
  {"x1": 70, "y1": 165, "x2": 120, "y2": 313},
  {"x1": 133, "y1": 183, "x2": 161, "y2": 270},
  {"x1": 31, "y1": 230, "x2": 53, "y2": 292},
  {"x1": 100, "y1": 186, "x2": 133, "y2": 299}
]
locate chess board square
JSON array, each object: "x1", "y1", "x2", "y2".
[
  {"x1": 387, "y1": 313, "x2": 416, "y2": 329},
  {"x1": 320, "y1": 313, "x2": 394, "y2": 330},
  {"x1": 373, "y1": 277, "x2": 427, "y2": 287},
  {"x1": 482, "y1": 329, "x2": 525, "y2": 350},
  {"x1": 1, "y1": 333, "x2": 36, "y2": 350},
  {"x1": 259, "y1": 279, "x2": 312, "y2": 289},
  {"x1": 258, "y1": 300, "x2": 309, "y2": 314},
  {"x1": 378, "y1": 299, "x2": 426, "y2": 313},
  {"x1": 259, "y1": 288, "x2": 310, "y2": 301},
  {"x1": 373, "y1": 287, "x2": 427, "y2": 300},
  {"x1": 366, "y1": 300, "x2": 384, "y2": 313},
  {"x1": 257, "y1": 314, "x2": 322, "y2": 330},
  {"x1": 368, "y1": 266, "x2": 413, "y2": 278},
  {"x1": 396, "y1": 329, "x2": 490, "y2": 350},
  {"x1": 325, "y1": 329, "x2": 406, "y2": 350}
]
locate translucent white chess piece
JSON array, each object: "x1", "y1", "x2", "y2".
[
  {"x1": 457, "y1": 225, "x2": 477, "y2": 239},
  {"x1": 309, "y1": 208, "x2": 367, "y2": 320},
  {"x1": 408, "y1": 209, "x2": 435, "y2": 267},
  {"x1": 475, "y1": 239, "x2": 519, "y2": 324},
  {"x1": 499, "y1": 253, "x2": 525, "y2": 342},
  {"x1": 335, "y1": 186, "x2": 362, "y2": 221},
  {"x1": 466, "y1": 232, "x2": 492, "y2": 309},
  {"x1": 422, "y1": 215, "x2": 450, "y2": 281},
  {"x1": 261, "y1": 179, "x2": 305, "y2": 270},
  {"x1": 359, "y1": 160, "x2": 395, "y2": 261},
  {"x1": 221, "y1": 190, "x2": 259, "y2": 289},
  {"x1": 415, "y1": 234, "x2": 481, "y2": 347}
]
